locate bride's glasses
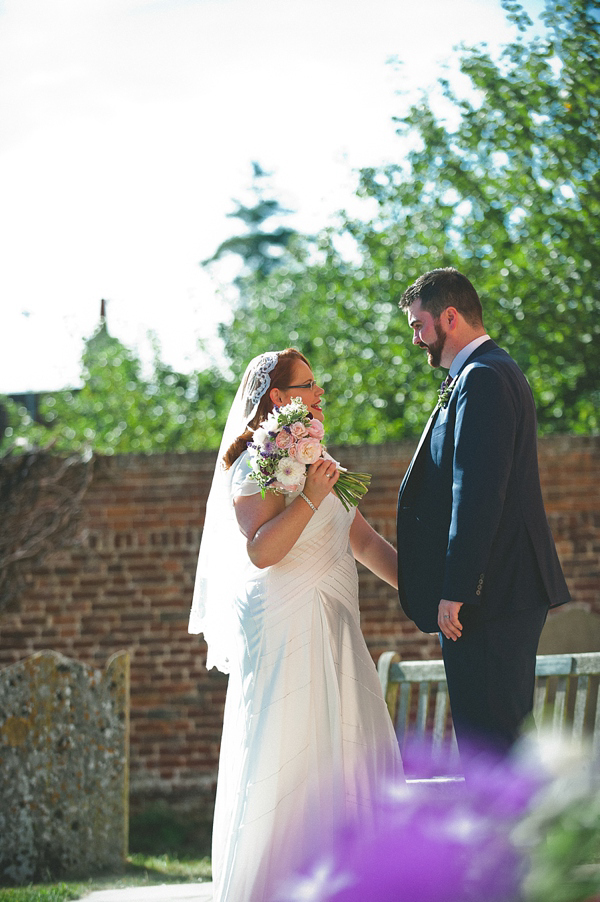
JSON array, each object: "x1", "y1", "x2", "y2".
[{"x1": 283, "y1": 380, "x2": 317, "y2": 391}]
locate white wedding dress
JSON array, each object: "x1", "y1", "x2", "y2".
[{"x1": 211, "y1": 452, "x2": 403, "y2": 902}]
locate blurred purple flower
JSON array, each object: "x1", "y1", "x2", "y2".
[{"x1": 274, "y1": 742, "x2": 549, "y2": 902}]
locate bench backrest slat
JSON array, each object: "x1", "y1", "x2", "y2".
[
  {"x1": 533, "y1": 676, "x2": 549, "y2": 725},
  {"x1": 572, "y1": 675, "x2": 588, "y2": 743},
  {"x1": 396, "y1": 682, "x2": 411, "y2": 747},
  {"x1": 415, "y1": 682, "x2": 430, "y2": 738},
  {"x1": 552, "y1": 676, "x2": 568, "y2": 733},
  {"x1": 594, "y1": 694, "x2": 600, "y2": 757},
  {"x1": 377, "y1": 651, "x2": 600, "y2": 756},
  {"x1": 432, "y1": 682, "x2": 448, "y2": 745}
]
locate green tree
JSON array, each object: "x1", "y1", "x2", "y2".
[
  {"x1": 5, "y1": 318, "x2": 232, "y2": 454},
  {"x1": 222, "y1": 0, "x2": 599, "y2": 441},
  {"x1": 203, "y1": 161, "x2": 299, "y2": 284},
  {"x1": 221, "y1": 238, "x2": 429, "y2": 445}
]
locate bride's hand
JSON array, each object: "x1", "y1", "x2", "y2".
[{"x1": 303, "y1": 458, "x2": 339, "y2": 507}]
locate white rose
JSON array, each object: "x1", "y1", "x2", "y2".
[
  {"x1": 264, "y1": 413, "x2": 279, "y2": 433},
  {"x1": 252, "y1": 426, "x2": 269, "y2": 447},
  {"x1": 275, "y1": 457, "x2": 306, "y2": 489}
]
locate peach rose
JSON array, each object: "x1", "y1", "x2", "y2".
[
  {"x1": 290, "y1": 421, "x2": 309, "y2": 438},
  {"x1": 294, "y1": 437, "x2": 323, "y2": 465},
  {"x1": 276, "y1": 430, "x2": 294, "y2": 449}
]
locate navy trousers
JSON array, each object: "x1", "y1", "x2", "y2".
[{"x1": 441, "y1": 604, "x2": 548, "y2": 756}]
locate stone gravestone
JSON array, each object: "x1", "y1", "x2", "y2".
[
  {"x1": 538, "y1": 608, "x2": 600, "y2": 655},
  {"x1": 0, "y1": 650, "x2": 129, "y2": 885}
]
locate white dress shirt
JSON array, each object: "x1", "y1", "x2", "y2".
[{"x1": 448, "y1": 334, "x2": 491, "y2": 379}]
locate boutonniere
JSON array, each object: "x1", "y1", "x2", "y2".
[{"x1": 436, "y1": 376, "x2": 456, "y2": 410}]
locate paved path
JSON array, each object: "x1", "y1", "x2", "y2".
[{"x1": 80, "y1": 883, "x2": 213, "y2": 902}]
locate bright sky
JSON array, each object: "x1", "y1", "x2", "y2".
[{"x1": 0, "y1": 0, "x2": 546, "y2": 393}]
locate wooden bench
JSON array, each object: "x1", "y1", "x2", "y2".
[{"x1": 377, "y1": 651, "x2": 600, "y2": 770}]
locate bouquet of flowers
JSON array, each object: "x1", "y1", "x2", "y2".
[{"x1": 246, "y1": 397, "x2": 371, "y2": 511}]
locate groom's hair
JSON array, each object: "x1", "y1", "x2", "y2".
[{"x1": 399, "y1": 267, "x2": 484, "y2": 326}]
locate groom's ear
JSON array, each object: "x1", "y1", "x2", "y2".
[{"x1": 444, "y1": 306, "x2": 460, "y2": 331}]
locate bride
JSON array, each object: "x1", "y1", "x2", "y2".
[{"x1": 189, "y1": 348, "x2": 402, "y2": 902}]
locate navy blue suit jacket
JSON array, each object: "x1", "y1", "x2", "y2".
[{"x1": 397, "y1": 340, "x2": 570, "y2": 633}]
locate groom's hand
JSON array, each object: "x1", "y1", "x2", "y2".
[{"x1": 438, "y1": 599, "x2": 463, "y2": 641}]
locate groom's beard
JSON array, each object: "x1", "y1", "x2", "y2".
[{"x1": 419, "y1": 321, "x2": 447, "y2": 368}]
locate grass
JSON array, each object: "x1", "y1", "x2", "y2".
[{"x1": 0, "y1": 854, "x2": 212, "y2": 902}]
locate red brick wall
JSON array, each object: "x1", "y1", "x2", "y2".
[{"x1": 1, "y1": 436, "x2": 598, "y2": 823}]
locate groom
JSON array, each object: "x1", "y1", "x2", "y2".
[{"x1": 396, "y1": 267, "x2": 570, "y2": 754}]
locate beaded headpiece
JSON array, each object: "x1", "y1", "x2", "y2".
[{"x1": 242, "y1": 352, "x2": 279, "y2": 419}]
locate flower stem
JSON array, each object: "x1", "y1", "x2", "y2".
[{"x1": 334, "y1": 471, "x2": 371, "y2": 511}]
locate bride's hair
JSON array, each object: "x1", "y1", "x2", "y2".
[{"x1": 223, "y1": 348, "x2": 310, "y2": 469}]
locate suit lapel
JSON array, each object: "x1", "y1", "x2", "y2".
[
  {"x1": 399, "y1": 405, "x2": 439, "y2": 496},
  {"x1": 399, "y1": 339, "x2": 499, "y2": 498}
]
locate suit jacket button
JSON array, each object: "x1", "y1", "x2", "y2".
[{"x1": 476, "y1": 589, "x2": 481, "y2": 596}]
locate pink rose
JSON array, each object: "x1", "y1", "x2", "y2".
[
  {"x1": 290, "y1": 421, "x2": 308, "y2": 438},
  {"x1": 295, "y1": 437, "x2": 323, "y2": 465},
  {"x1": 306, "y1": 419, "x2": 325, "y2": 439},
  {"x1": 276, "y1": 430, "x2": 294, "y2": 449}
]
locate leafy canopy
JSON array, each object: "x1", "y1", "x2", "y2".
[
  {"x1": 223, "y1": 0, "x2": 600, "y2": 442},
  {"x1": 4, "y1": 321, "x2": 232, "y2": 454},
  {"x1": 4, "y1": 0, "x2": 598, "y2": 453}
]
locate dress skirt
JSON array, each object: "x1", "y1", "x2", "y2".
[{"x1": 211, "y1": 456, "x2": 402, "y2": 901}]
